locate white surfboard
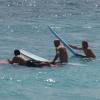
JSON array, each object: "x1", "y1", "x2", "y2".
[{"x1": 20, "y1": 49, "x2": 49, "y2": 62}]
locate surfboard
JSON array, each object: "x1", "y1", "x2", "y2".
[
  {"x1": 20, "y1": 49, "x2": 49, "y2": 62},
  {"x1": 0, "y1": 60, "x2": 9, "y2": 64},
  {"x1": 48, "y1": 26, "x2": 85, "y2": 57}
]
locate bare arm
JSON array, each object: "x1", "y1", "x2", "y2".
[
  {"x1": 8, "y1": 59, "x2": 14, "y2": 64},
  {"x1": 85, "y1": 49, "x2": 96, "y2": 58},
  {"x1": 69, "y1": 45, "x2": 82, "y2": 50},
  {"x1": 8, "y1": 57, "x2": 19, "y2": 64},
  {"x1": 52, "y1": 53, "x2": 59, "y2": 64}
]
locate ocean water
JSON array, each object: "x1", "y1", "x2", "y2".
[{"x1": 0, "y1": 0, "x2": 100, "y2": 100}]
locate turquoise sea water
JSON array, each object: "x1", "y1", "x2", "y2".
[{"x1": 0, "y1": 0, "x2": 100, "y2": 100}]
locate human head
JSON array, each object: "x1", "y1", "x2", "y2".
[
  {"x1": 14, "y1": 49, "x2": 20, "y2": 56},
  {"x1": 54, "y1": 39, "x2": 60, "y2": 47},
  {"x1": 82, "y1": 41, "x2": 88, "y2": 49}
]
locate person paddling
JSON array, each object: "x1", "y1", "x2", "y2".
[{"x1": 8, "y1": 49, "x2": 52, "y2": 67}]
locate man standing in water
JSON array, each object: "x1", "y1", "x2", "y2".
[
  {"x1": 69, "y1": 41, "x2": 96, "y2": 59},
  {"x1": 51, "y1": 39, "x2": 68, "y2": 64}
]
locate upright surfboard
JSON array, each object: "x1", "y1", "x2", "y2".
[
  {"x1": 20, "y1": 49, "x2": 49, "y2": 62},
  {"x1": 48, "y1": 26, "x2": 85, "y2": 57}
]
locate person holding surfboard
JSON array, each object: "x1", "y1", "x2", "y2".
[
  {"x1": 8, "y1": 49, "x2": 51, "y2": 67},
  {"x1": 51, "y1": 39, "x2": 68, "y2": 64},
  {"x1": 8, "y1": 49, "x2": 26, "y2": 65},
  {"x1": 69, "y1": 41, "x2": 96, "y2": 59}
]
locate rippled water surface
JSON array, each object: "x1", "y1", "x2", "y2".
[{"x1": 0, "y1": 0, "x2": 100, "y2": 100}]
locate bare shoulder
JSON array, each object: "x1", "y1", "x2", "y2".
[
  {"x1": 87, "y1": 48, "x2": 96, "y2": 58},
  {"x1": 87, "y1": 48, "x2": 93, "y2": 52},
  {"x1": 58, "y1": 45, "x2": 65, "y2": 49},
  {"x1": 13, "y1": 56, "x2": 19, "y2": 60}
]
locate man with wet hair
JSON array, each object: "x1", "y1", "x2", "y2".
[
  {"x1": 69, "y1": 41, "x2": 96, "y2": 59},
  {"x1": 52, "y1": 39, "x2": 68, "y2": 64},
  {"x1": 8, "y1": 49, "x2": 26, "y2": 65},
  {"x1": 8, "y1": 49, "x2": 51, "y2": 67}
]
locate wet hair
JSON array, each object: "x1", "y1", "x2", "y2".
[
  {"x1": 14, "y1": 49, "x2": 20, "y2": 56},
  {"x1": 82, "y1": 41, "x2": 88, "y2": 49},
  {"x1": 54, "y1": 39, "x2": 60, "y2": 47}
]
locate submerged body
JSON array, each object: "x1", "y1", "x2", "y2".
[
  {"x1": 52, "y1": 40, "x2": 68, "y2": 64},
  {"x1": 57, "y1": 45, "x2": 68, "y2": 63},
  {"x1": 69, "y1": 41, "x2": 96, "y2": 59}
]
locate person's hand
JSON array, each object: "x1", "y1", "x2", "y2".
[
  {"x1": 50, "y1": 61, "x2": 56, "y2": 65},
  {"x1": 7, "y1": 59, "x2": 13, "y2": 64},
  {"x1": 7, "y1": 59, "x2": 10, "y2": 62}
]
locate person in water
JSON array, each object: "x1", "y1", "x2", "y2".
[
  {"x1": 8, "y1": 49, "x2": 51, "y2": 67},
  {"x1": 69, "y1": 40, "x2": 96, "y2": 59},
  {"x1": 51, "y1": 39, "x2": 68, "y2": 64}
]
